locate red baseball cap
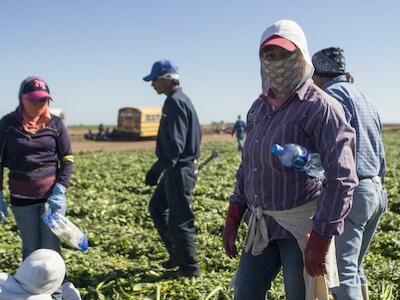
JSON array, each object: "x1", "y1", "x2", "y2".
[{"x1": 260, "y1": 35, "x2": 297, "y2": 52}]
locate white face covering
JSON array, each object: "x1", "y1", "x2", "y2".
[{"x1": 261, "y1": 50, "x2": 306, "y2": 99}]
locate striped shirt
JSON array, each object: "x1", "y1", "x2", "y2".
[
  {"x1": 230, "y1": 80, "x2": 358, "y2": 239},
  {"x1": 323, "y1": 75, "x2": 386, "y2": 180}
]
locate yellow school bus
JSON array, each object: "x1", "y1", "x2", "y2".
[{"x1": 115, "y1": 107, "x2": 162, "y2": 139}]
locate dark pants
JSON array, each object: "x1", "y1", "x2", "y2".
[{"x1": 149, "y1": 163, "x2": 200, "y2": 274}]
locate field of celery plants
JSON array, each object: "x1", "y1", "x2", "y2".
[{"x1": 0, "y1": 131, "x2": 399, "y2": 299}]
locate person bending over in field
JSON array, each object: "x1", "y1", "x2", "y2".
[{"x1": 0, "y1": 249, "x2": 81, "y2": 300}]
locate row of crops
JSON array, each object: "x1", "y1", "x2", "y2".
[{"x1": 0, "y1": 132, "x2": 399, "y2": 299}]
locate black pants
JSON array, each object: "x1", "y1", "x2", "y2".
[{"x1": 149, "y1": 163, "x2": 200, "y2": 274}]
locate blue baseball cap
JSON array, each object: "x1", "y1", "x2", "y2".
[{"x1": 143, "y1": 59, "x2": 178, "y2": 81}]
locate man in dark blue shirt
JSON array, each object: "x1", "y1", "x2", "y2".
[
  {"x1": 143, "y1": 59, "x2": 202, "y2": 278},
  {"x1": 231, "y1": 115, "x2": 246, "y2": 151}
]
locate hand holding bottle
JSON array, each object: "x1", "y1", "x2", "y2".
[{"x1": 42, "y1": 209, "x2": 88, "y2": 251}]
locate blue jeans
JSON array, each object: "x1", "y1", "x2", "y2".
[
  {"x1": 12, "y1": 202, "x2": 65, "y2": 259},
  {"x1": 234, "y1": 239, "x2": 305, "y2": 300},
  {"x1": 331, "y1": 177, "x2": 387, "y2": 300},
  {"x1": 236, "y1": 134, "x2": 244, "y2": 151},
  {"x1": 12, "y1": 202, "x2": 66, "y2": 300}
]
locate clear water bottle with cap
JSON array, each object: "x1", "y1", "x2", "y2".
[
  {"x1": 42, "y1": 209, "x2": 88, "y2": 251},
  {"x1": 271, "y1": 143, "x2": 325, "y2": 180}
]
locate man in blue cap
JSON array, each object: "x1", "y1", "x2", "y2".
[
  {"x1": 143, "y1": 59, "x2": 202, "y2": 278},
  {"x1": 312, "y1": 47, "x2": 387, "y2": 300}
]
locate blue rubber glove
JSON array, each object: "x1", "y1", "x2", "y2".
[
  {"x1": 47, "y1": 183, "x2": 67, "y2": 215},
  {"x1": 0, "y1": 191, "x2": 8, "y2": 223}
]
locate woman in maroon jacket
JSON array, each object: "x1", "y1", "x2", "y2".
[{"x1": 0, "y1": 76, "x2": 74, "y2": 265}]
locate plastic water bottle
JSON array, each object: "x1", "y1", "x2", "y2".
[
  {"x1": 271, "y1": 143, "x2": 325, "y2": 180},
  {"x1": 42, "y1": 209, "x2": 88, "y2": 251}
]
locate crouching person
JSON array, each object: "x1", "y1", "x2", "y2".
[{"x1": 0, "y1": 249, "x2": 81, "y2": 300}]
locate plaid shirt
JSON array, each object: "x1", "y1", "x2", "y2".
[
  {"x1": 323, "y1": 75, "x2": 386, "y2": 180},
  {"x1": 230, "y1": 80, "x2": 358, "y2": 239}
]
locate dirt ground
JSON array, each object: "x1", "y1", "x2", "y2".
[
  {"x1": 70, "y1": 124, "x2": 400, "y2": 153},
  {"x1": 70, "y1": 129, "x2": 235, "y2": 152}
]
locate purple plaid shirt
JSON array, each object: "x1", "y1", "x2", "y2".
[{"x1": 231, "y1": 80, "x2": 358, "y2": 239}]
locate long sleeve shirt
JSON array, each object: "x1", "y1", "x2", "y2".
[
  {"x1": 323, "y1": 75, "x2": 386, "y2": 180},
  {"x1": 0, "y1": 108, "x2": 74, "y2": 202},
  {"x1": 230, "y1": 80, "x2": 358, "y2": 239},
  {"x1": 154, "y1": 88, "x2": 201, "y2": 172}
]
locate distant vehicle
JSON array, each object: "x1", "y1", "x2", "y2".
[
  {"x1": 84, "y1": 107, "x2": 161, "y2": 141},
  {"x1": 50, "y1": 108, "x2": 65, "y2": 120},
  {"x1": 83, "y1": 107, "x2": 162, "y2": 141},
  {"x1": 108, "y1": 107, "x2": 162, "y2": 140}
]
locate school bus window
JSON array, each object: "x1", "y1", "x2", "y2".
[{"x1": 145, "y1": 115, "x2": 158, "y2": 122}]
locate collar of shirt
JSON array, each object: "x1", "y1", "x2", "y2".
[
  {"x1": 166, "y1": 87, "x2": 182, "y2": 97},
  {"x1": 262, "y1": 79, "x2": 313, "y2": 114},
  {"x1": 323, "y1": 75, "x2": 349, "y2": 90}
]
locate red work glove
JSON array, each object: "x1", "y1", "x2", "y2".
[
  {"x1": 304, "y1": 231, "x2": 332, "y2": 277},
  {"x1": 223, "y1": 202, "x2": 247, "y2": 258}
]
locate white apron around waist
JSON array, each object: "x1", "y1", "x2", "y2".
[{"x1": 242, "y1": 200, "x2": 339, "y2": 300}]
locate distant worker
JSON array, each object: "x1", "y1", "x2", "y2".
[
  {"x1": 104, "y1": 127, "x2": 111, "y2": 140},
  {"x1": 98, "y1": 123, "x2": 104, "y2": 134},
  {"x1": 97, "y1": 123, "x2": 105, "y2": 140},
  {"x1": 312, "y1": 47, "x2": 387, "y2": 300},
  {"x1": 143, "y1": 59, "x2": 202, "y2": 278},
  {"x1": 232, "y1": 115, "x2": 246, "y2": 151},
  {"x1": 84, "y1": 129, "x2": 93, "y2": 140}
]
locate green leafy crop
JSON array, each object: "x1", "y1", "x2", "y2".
[{"x1": 0, "y1": 133, "x2": 399, "y2": 299}]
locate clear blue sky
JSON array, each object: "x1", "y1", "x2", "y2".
[{"x1": 1, "y1": 0, "x2": 399, "y2": 125}]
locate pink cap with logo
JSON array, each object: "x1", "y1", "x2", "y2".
[{"x1": 21, "y1": 77, "x2": 52, "y2": 101}]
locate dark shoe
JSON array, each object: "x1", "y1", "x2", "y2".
[
  {"x1": 180, "y1": 268, "x2": 202, "y2": 278},
  {"x1": 161, "y1": 268, "x2": 202, "y2": 279},
  {"x1": 161, "y1": 257, "x2": 178, "y2": 269}
]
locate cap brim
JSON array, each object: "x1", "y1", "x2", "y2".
[
  {"x1": 143, "y1": 74, "x2": 156, "y2": 82},
  {"x1": 261, "y1": 36, "x2": 297, "y2": 52},
  {"x1": 25, "y1": 90, "x2": 52, "y2": 101}
]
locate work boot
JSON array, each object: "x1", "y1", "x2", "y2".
[
  {"x1": 161, "y1": 268, "x2": 202, "y2": 279},
  {"x1": 178, "y1": 268, "x2": 202, "y2": 278},
  {"x1": 161, "y1": 256, "x2": 178, "y2": 269}
]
